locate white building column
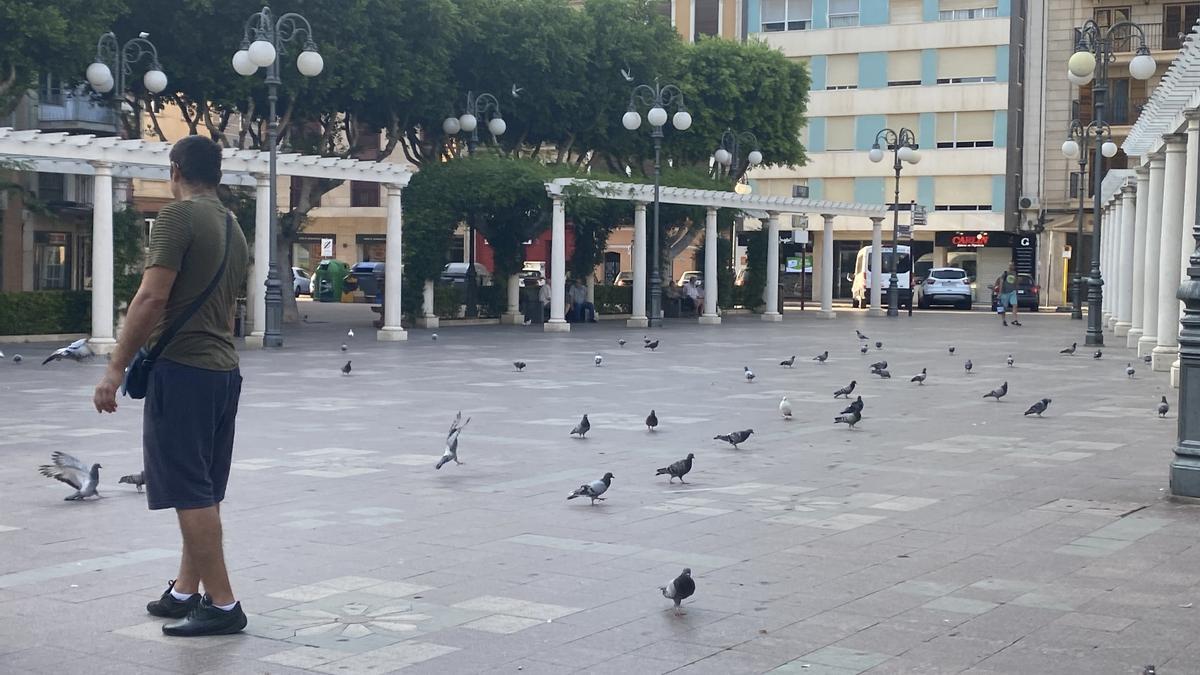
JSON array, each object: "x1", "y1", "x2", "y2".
[
  {"x1": 817, "y1": 213, "x2": 836, "y2": 319},
  {"x1": 1129, "y1": 165, "x2": 1151, "y2": 348},
  {"x1": 1154, "y1": 133, "x2": 1189, "y2": 369},
  {"x1": 501, "y1": 273, "x2": 522, "y2": 325},
  {"x1": 417, "y1": 280, "x2": 439, "y2": 328},
  {"x1": 762, "y1": 212, "x2": 782, "y2": 321},
  {"x1": 1107, "y1": 201, "x2": 1121, "y2": 329},
  {"x1": 1104, "y1": 202, "x2": 1117, "y2": 327},
  {"x1": 88, "y1": 162, "x2": 116, "y2": 354},
  {"x1": 868, "y1": 216, "x2": 884, "y2": 316},
  {"x1": 1139, "y1": 152, "x2": 1167, "y2": 357},
  {"x1": 545, "y1": 195, "x2": 569, "y2": 332},
  {"x1": 1115, "y1": 181, "x2": 1137, "y2": 336},
  {"x1": 627, "y1": 201, "x2": 648, "y2": 328},
  {"x1": 1174, "y1": 111, "x2": 1200, "y2": 386},
  {"x1": 244, "y1": 173, "x2": 271, "y2": 347},
  {"x1": 700, "y1": 206, "x2": 721, "y2": 324},
  {"x1": 377, "y1": 184, "x2": 407, "y2": 341}
]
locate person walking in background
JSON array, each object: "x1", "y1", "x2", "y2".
[{"x1": 994, "y1": 262, "x2": 1021, "y2": 327}]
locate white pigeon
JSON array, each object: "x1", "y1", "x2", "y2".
[
  {"x1": 432, "y1": 333, "x2": 439, "y2": 341},
  {"x1": 347, "y1": 329, "x2": 355, "y2": 338},
  {"x1": 38, "y1": 451, "x2": 101, "y2": 500},
  {"x1": 1126, "y1": 363, "x2": 1136, "y2": 378},
  {"x1": 42, "y1": 338, "x2": 92, "y2": 365},
  {"x1": 594, "y1": 354, "x2": 603, "y2": 367},
  {"x1": 744, "y1": 366, "x2": 755, "y2": 383},
  {"x1": 779, "y1": 396, "x2": 793, "y2": 420},
  {"x1": 435, "y1": 411, "x2": 471, "y2": 469},
  {"x1": 1007, "y1": 354, "x2": 1014, "y2": 367}
]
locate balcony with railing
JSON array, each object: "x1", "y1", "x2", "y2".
[
  {"x1": 1070, "y1": 22, "x2": 1194, "y2": 54},
  {"x1": 37, "y1": 90, "x2": 118, "y2": 135}
]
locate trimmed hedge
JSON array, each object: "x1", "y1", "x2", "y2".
[
  {"x1": 594, "y1": 284, "x2": 633, "y2": 314},
  {"x1": 0, "y1": 291, "x2": 91, "y2": 335}
]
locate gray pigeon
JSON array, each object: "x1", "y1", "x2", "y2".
[
  {"x1": 514, "y1": 361, "x2": 526, "y2": 371},
  {"x1": 12, "y1": 354, "x2": 22, "y2": 363},
  {"x1": 875, "y1": 341, "x2": 883, "y2": 350},
  {"x1": 42, "y1": 338, "x2": 92, "y2": 365},
  {"x1": 594, "y1": 353, "x2": 603, "y2": 367},
  {"x1": 570, "y1": 414, "x2": 591, "y2": 438},
  {"x1": 435, "y1": 411, "x2": 471, "y2": 469},
  {"x1": 1024, "y1": 398, "x2": 1052, "y2": 417},
  {"x1": 1158, "y1": 396, "x2": 1169, "y2": 418},
  {"x1": 948, "y1": 345, "x2": 956, "y2": 355},
  {"x1": 567, "y1": 472, "x2": 613, "y2": 505},
  {"x1": 860, "y1": 344, "x2": 869, "y2": 354},
  {"x1": 340, "y1": 343, "x2": 349, "y2": 352},
  {"x1": 1093, "y1": 349, "x2": 1103, "y2": 359},
  {"x1": 714, "y1": 429, "x2": 754, "y2": 449},
  {"x1": 834, "y1": 409, "x2": 862, "y2": 428},
  {"x1": 119, "y1": 471, "x2": 145, "y2": 492},
  {"x1": 38, "y1": 451, "x2": 101, "y2": 500},
  {"x1": 660, "y1": 568, "x2": 696, "y2": 615},
  {"x1": 834, "y1": 380, "x2": 856, "y2": 398},
  {"x1": 645, "y1": 339, "x2": 660, "y2": 351},
  {"x1": 780, "y1": 355, "x2": 796, "y2": 368},
  {"x1": 341, "y1": 360, "x2": 352, "y2": 375},
  {"x1": 1144, "y1": 354, "x2": 1153, "y2": 364},
  {"x1": 1126, "y1": 363, "x2": 1135, "y2": 378},
  {"x1": 840, "y1": 396, "x2": 864, "y2": 415},
  {"x1": 1060, "y1": 342, "x2": 1077, "y2": 355},
  {"x1": 646, "y1": 410, "x2": 658, "y2": 431},
  {"x1": 856, "y1": 330, "x2": 869, "y2": 341},
  {"x1": 1007, "y1": 354, "x2": 1014, "y2": 367},
  {"x1": 910, "y1": 368, "x2": 927, "y2": 385},
  {"x1": 964, "y1": 359, "x2": 973, "y2": 374},
  {"x1": 869, "y1": 360, "x2": 888, "y2": 372},
  {"x1": 875, "y1": 368, "x2": 891, "y2": 379},
  {"x1": 656, "y1": 454, "x2": 693, "y2": 483},
  {"x1": 618, "y1": 338, "x2": 627, "y2": 347},
  {"x1": 432, "y1": 333, "x2": 439, "y2": 340},
  {"x1": 983, "y1": 381, "x2": 1008, "y2": 400},
  {"x1": 813, "y1": 351, "x2": 828, "y2": 363},
  {"x1": 744, "y1": 366, "x2": 755, "y2": 382}
]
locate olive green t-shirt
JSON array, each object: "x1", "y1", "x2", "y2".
[{"x1": 145, "y1": 196, "x2": 249, "y2": 371}]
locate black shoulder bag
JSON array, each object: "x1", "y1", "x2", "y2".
[{"x1": 122, "y1": 211, "x2": 233, "y2": 399}]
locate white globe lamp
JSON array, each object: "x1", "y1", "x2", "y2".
[
  {"x1": 1068, "y1": 50, "x2": 1096, "y2": 79},
  {"x1": 748, "y1": 149, "x2": 764, "y2": 166},
  {"x1": 442, "y1": 116, "x2": 460, "y2": 135},
  {"x1": 248, "y1": 39, "x2": 277, "y2": 68},
  {"x1": 714, "y1": 148, "x2": 732, "y2": 166},
  {"x1": 672, "y1": 110, "x2": 692, "y2": 130},
  {"x1": 232, "y1": 50, "x2": 258, "y2": 76},
  {"x1": 897, "y1": 145, "x2": 916, "y2": 163},
  {"x1": 1067, "y1": 69, "x2": 1093, "y2": 86},
  {"x1": 1102, "y1": 140, "x2": 1119, "y2": 158},
  {"x1": 487, "y1": 116, "x2": 506, "y2": 136},
  {"x1": 907, "y1": 148, "x2": 921, "y2": 164},
  {"x1": 646, "y1": 106, "x2": 668, "y2": 127},
  {"x1": 868, "y1": 146, "x2": 884, "y2": 163},
  {"x1": 86, "y1": 62, "x2": 113, "y2": 90},
  {"x1": 1129, "y1": 53, "x2": 1157, "y2": 80},
  {"x1": 622, "y1": 110, "x2": 641, "y2": 131},
  {"x1": 458, "y1": 113, "x2": 477, "y2": 133},
  {"x1": 1062, "y1": 139, "x2": 1081, "y2": 159},
  {"x1": 297, "y1": 50, "x2": 324, "y2": 77},
  {"x1": 143, "y1": 69, "x2": 168, "y2": 94}
]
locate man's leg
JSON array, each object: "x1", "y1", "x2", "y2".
[{"x1": 177, "y1": 506, "x2": 234, "y2": 605}]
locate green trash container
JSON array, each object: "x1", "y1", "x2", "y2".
[{"x1": 313, "y1": 259, "x2": 349, "y2": 302}]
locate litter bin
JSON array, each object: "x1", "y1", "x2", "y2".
[
  {"x1": 313, "y1": 259, "x2": 349, "y2": 302},
  {"x1": 350, "y1": 262, "x2": 386, "y2": 303}
]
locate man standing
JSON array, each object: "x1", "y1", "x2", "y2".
[
  {"x1": 93, "y1": 135, "x2": 250, "y2": 637},
  {"x1": 994, "y1": 262, "x2": 1021, "y2": 327},
  {"x1": 569, "y1": 278, "x2": 597, "y2": 323}
]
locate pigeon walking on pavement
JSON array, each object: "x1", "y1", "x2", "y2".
[
  {"x1": 779, "y1": 355, "x2": 796, "y2": 368},
  {"x1": 594, "y1": 354, "x2": 603, "y2": 367},
  {"x1": 656, "y1": 454, "x2": 693, "y2": 483},
  {"x1": 12, "y1": 354, "x2": 22, "y2": 363},
  {"x1": 618, "y1": 338, "x2": 627, "y2": 347},
  {"x1": 910, "y1": 368, "x2": 927, "y2": 385},
  {"x1": 856, "y1": 330, "x2": 869, "y2": 341},
  {"x1": 514, "y1": 361, "x2": 527, "y2": 372},
  {"x1": 42, "y1": 338, "x2": 92, "y2": 365},
  {"x1": 435, "y1": 411, "x2": 471, "y2": 469},
  {"x1": 834, "y1": 380, "x2": 857, "y2": 398},
  {"x1": 948, "y1": 346, "x2": 956, "y2": 355},
  {"x1": 1158, "y1": 396, "x2": 1170, "y2": 418},
  {"x1": 860, "y1": 344, "x2": 870, "y2": 354},
  {"x1": 813, "y1": 351, "x2": 828, "y2": 363},
  {"x1": 982, "y1": 381, "x2": 1008, "y2": 401},
  {"x1": 660, "y1": 568, "x2": 696, "y2": 616},
  {"x1": 1093, "y1": 350, "x2": 1103, "y2": 359},
  {"x1": 646, "y1": 410, "x2": 658, "y2": 431},
  {"x1": 1007, "y1": 354, "x2": 1014, "y2": 367},
  {"x1": 570, "y1": 414, "x2": 591, "y2": 438},
  {"x1": 1024, "y1": 398, "x2": 1052, "y2": 417},
  {"x1": 1126, "y1": 363, "x2": 1135, "y2": 378},
  {"x1": 744, "y1": 367, "x2": 756, "y2": 383},
  {"x1": 964, "y1": 359, "x2": 973, "y2": 374},
  {"x1": 840, "y1": 396, "x2": 864, "y2": 415},
  {"x1": 38, "y1": 451, "x2": 101, "y2": 501},
  {"x1": 875, "y1": 368, "x2": 892, "y2": 379},
  {"x1": 869, "y1": 360, "x2": 888, "y2": 373},
  {"x1": 340, "y1": 343, "x2": 348, "y2": 352},
  {"x1": 779, "y1": 396, "x2": 793, "y2": 420},
  {"x1": 875, "y1": 341, "x2": 883, "y2": 350},
  {"x1": 567, "y1": 472, "x2": 613, "y2": 505},
  {"x1": 341, "y1": 360, "x2": 352, "y2": 376},
  {"x1": 347, "y1": 329, "x2": 355, "y2": 338},
  {"x1": 118, "y1": 471, "x2": 145, "y2": 493},
  {"x1": 1060, "y1": 342, "x2": 1077, "y2": 355},
  {"x1": 645, "y1": 339, "x2": 660, "y2": 351},
  {"x1": 432, "y1": 333, "x2": 439, "y2": 341},
  {"x1": 714, "y1": 429, "x2": 754, "y2": 449},
  {"x1": 834, "y1": 409, "x2": 862, "y2": 429}
]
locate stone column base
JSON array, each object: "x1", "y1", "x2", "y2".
[
  {"x1": 1171, "y1": 455, "x2": 1200, "y2": 498},
  {"x1": 867, "y1": 308, "x2": 885, "y2": 317},
  {"x1": 244, "y1": 333, "x2": 265, "y2": 348},
  {"x1": 87, "y1": 337, "x2": 117, "y2": 355},
  {"x1": 1102, "y1": 313, "x2": 1112, "y2": 327},
  {"x1": 1172, "y1": 360, "x2": 1181, "y2": 388},
  {"x1": 761, "y1": 312, "x2": 783, "y2": 322},
  {"x1": 544, "y1": 320, "x2": 570, "y2": 333},
  {"x1": 376, "y1": 327, "x2": 408, "y2": 341},
  {"x1": 1152, "y1": 346, "x2": 1178, "y2": 371},
  {"x1": 500, "y1": 312, "x2": 524, "y2": 325},
  {"x1": 415, "y1": 316, "x2": 440, "y2": 329},
  {"x1": 1138, "y1": 336, "x2": 1158, "y2": 357},
  {"x1": 815, "y1": 309, "x2": 837, "y2": 319},
  {"x1": 626, "y1": 317, "x2": 649, "y2": 328},
  {"x1": 698, "y1": 315, "x2": 722, "y2": 325},
  {"x1": 1114, "y1": 321, "x2": 1131, "y2": 337},
  {"x1": 1126, "y1": 328, "x2": 1143, "y2": 349}
]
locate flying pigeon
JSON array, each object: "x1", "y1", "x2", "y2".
[
  {"x1": 435, "y1": 411, "x2": 471, "y2": 469},
  {"x1": 341, "y1": 360, "x2": 352, "y2": 375},
  {"x1": 514, "y1": 361, "x2": 527, "y2": 371},
  {"x1": 910, "y1": 368, "x2": 927, "y2": 385},
  {"x1": 38, "y1": 451, "x2": 101, "y2": 501},
  {"x1": 432, "y1": 333, "x2": 439, "y2": 341},
  {"x1": 1158, "y1": 396, "x2": 1170, "y2": 418},
  {"x1": 834, "y1": 409, "x2": 862, "y2": 428},
  {"x1": 646, "y1": 410, "x2": 658, "y2": 431},
  {"x1": 744, "y1": 366, "x2": 755, "y2": 383},
  {"x1": 511, "y1": 83, "x2": 524, "y2": 98},
  {"x1": 983, "y1": 381, "x2": 1008, "y2": 401},
  {"x1": 1060, "y1": 342, "x2": 1077, "y2": 355},
  {"x1": 875, "y1": 368, "x2": 892, "y2": 379},
  {"x1": 347, "y1": 329, "x2": 355, "y2": 338},
  {"x1": 869, "y1": 360, "x2": 888, "y2": 372},
  {"x1": 645, "y1": 339, "x2": 660, "y2": 351},
  {"x1": 570, "y1": 414, "x2": 591, "y2": 438},
  {"x1": 834, "y1": 380, "x2": 857, "y2": 398},
  {"x1": 620, "y1": 66, "x2": 634, "y2": 82},
  {"x1": 618, "y1": 339, "x2": 627, "y2": 347},
  {"x1": 656, "y1": 454, "x2": 693, "y2": 483},
  {"x1": 660, "y1": 568, "x2": 696, "y2": 616},
  {"x1": 856, "y1": 330, "x2": 869, "y2": 341},
  {"x1": 118, "y1": 471, "x2": 145, "y2": 493},
  {"x1": 964, "y1": 359, "x2": 973, "y2": 374},
  {"x1": 594, "y1": 354, "x2": 603, "y2": 367},
  {"x1": 714, "y1": 428, "x2": 754, "y2": 449},
  {"x1": 42, "y1": 338, "x2": 92, "y2": 365},
  {"x1": 779, "y1": 396, "x2": 793, "y2": 419},
  {"x1": 1007, "y1": 354, "x2": 1014, "y2": 367},
  {"x1": 1093, "y1": 350, "x2": 1103, "y2": 359},
  {"x1": 813, "y1": 351, "x2": 828, "y2": 363},
  {"x1": 340, "y1": 343, "x2": 348, "y2": 352},
  {"x1": 875, "y1": 341, "x2": 883, "y2": 350},
  {"x1": 780, "y1": 355, "x2": 796, "y2": 368},
  {"x1": 948, "y1": 346, "x2": 956, "y2": 355},
  {"x1": 567, "y1": 472, "x2": 613, "y2": 505},
  {"x1": 1126, "y1": 363, "x2": 1135, "y2": 378},
  {"x1": 860, "y1": 344, "x2": 869, "y2": 354},
  {"x1": 1023, "y1": 398, "x2": 1052, "y2": 417},
  {"x1": 840, "y1": 396, "x2": 864, "y2": 415}
]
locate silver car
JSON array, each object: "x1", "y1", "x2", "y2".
[{"x1": 918, "y1": 267, "x2": 973, "y2": 310}]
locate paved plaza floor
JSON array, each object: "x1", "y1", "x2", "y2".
[{"x1": 0, "y1": 305, "x2": 1195, "y2": 674}]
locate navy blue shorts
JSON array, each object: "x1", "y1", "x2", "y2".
[{"x1": 143, "y1": 359, "x2": 242, "y2": 510}]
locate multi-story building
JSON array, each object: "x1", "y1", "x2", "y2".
[{"x1": 746, "y1": 0, "x2": 1020, "y2": 303}]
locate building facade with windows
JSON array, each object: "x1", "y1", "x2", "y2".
[{"x1": 746, "y1": 0, "x2": 1018, "y2": 303}]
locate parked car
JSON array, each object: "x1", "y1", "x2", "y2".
[
  {"x1": 292, "y1": 267, "x2": 311, "y2": 296},
  {"x1": 989, "y1": 273, "x2": 1040, "y2": 312},
  {"x1": 440, "y1": 262, "x2": 493, "y2": 286},
  {"x1": 677, "y1": 270, "x2": 702, "y2": 286},
  {"x1": 917, "y1": 267, "x2": 973, "y2": 310},
  {"x1": 519, "y1": 269, "x2": 546, "y2": 286},
  {"x1": 614, "y1": 271, "x2": 634, "y2": 287}
]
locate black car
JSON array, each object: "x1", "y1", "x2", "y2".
[{"x1": 990, "y1": 273, "x2": 1040, "y2": 312}]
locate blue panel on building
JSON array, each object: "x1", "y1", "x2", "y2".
[
  {"x1": 749, "y1": 0, "x2": 762, "y2": 31},
  {"x1": 854, "y1": 177, "x2": 886, "y2": 205},
  {"x1": 810, "y1": 55, "x2": 827, "y2": 91},
  {"x1": 860, "y1": 0, "x2": 889, "y2": 25},
  {"x1": 991, "y1": 175, "x2": 1006, "y2": 212},
  {"x1": 921, "y1": 0, "x2": 939, "y2": 21},
  {"x1": 807, "y1": 117, "x2": 826, "y2": 153},
  {"x1": 807, "y1": 178, "x2": 824, "y2": 201},
  {"x1": 919, "y1": 112, "x2": 936, "y2": 148},
  {"x1": 997, "y1": 0, "x2": 1011, "y2": 17},
  {"x1": 917, "y1": 176, "x2": 935, "y2": 208},
  {"x1": 994, "y1": 110, "x2": 1008, "y2": 147},
  {"x1": 855, "y1": 115, "x2": 887, "y2": 150},
  {"x1": 996, "y1": 45, "x2": 1010, "y2": 82},
  {"x1": 921, "y1": 49, "x2": 938, "y2": 86},
  {"x1": 812, "y1": 0, "x2": 829, "y2": 28},
  {"x1": 858, "y1": 53, "x2": 888, "y2": 89}
]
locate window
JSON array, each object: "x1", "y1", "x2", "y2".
[
  {"x1": 890, "y1": 0, "x2": 923, "y2": 23},
  {"x1": 828, "y1": 0, "x2": 859, "y2": 27},
  {"x1": 792, "y1": 184, "x2": 810, "y2": 198},
  {"x1": 938, "y1": 7, "x2": 997, "y2": 19},
  {"x1": 1164, "y1": 4, "x2": 1200, "y2": 50},
  {"x1": 936, "y1": 46, "x2": 997, "y2": 83},
  {"x1": 1095, "y1": 7, "x2": 1133, "y2": 50},
  {"x1": 826, "y1": 54, "x2": 858, "y2": 90},
  {"x1": 931, "y1": 268, "x2": 968, "y2": 279},
  {"x1": 825, "y1": 117, "x2": 855, "y2": 151},
  {"x1": 351, "y1": 181, "x2": 381, "y2": 208},
  {"x1": 694, "y1": 0, "x2": 720, "y2": 39},
  {"x1": 935, "y1": 111, "x2": 994, "y2": 148},
  {"x1": 887, "y1": 51, "x2": 922, "y2": 86},
  {"x1": 762, "y1": 0, "x2": 813, "y2": 31},
  {"x1": 933, "y1": 176, "x2": 993, "y2": 210},
  {"x1": 34, "y1": 231, "x2": 71, "y2": 290},
  {"x1": 37, "y1": 173, "x2": 66, "y2": 202}
]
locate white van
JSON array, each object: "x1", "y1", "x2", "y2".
[{"x1": 851, "y1": 244, "x2": 913, "y2": 309}]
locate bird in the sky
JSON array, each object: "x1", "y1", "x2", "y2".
[
  {"x1": 656, "y1": 454, "x2": 693, "y2": 483},
  {"x1": 780, "y1": 355, "x2": 796, "y2": 368},
  {"x1": 660, "y1": 568, "x2": 696, "y2": 616},
  {"x1": 12, "y1": 354, "x2": 22, "y2": 363},
  {"x1": 1060, "y1": 342, "x2": 1077, "y2": 355},
  {"x1": 834, "y1": 380, "x2": 857, "y2": 398},
  {"x1": 982, "y1": 381, "x2": 1008, "y2": 401},
  {"x1": 646, "y1": 410, "x2": 658, "y2": 431},
  {"x1": 514, "y1": 361, "x2": 526, "y2": 371},
  {"x1": 38, "y1": 451, "x2": 101, "y2": 501},
  {"x1": 341, "y1": 343, "x2": 348, "y2": 352},
  {"x1": 779, "y1": 396, "x2": 793, "y2": 420},
  {"x1": 570, "y1": 414, "x2": 591, "y2": 438},
  {"x1": 1158, "y1": 396, "x2": 1170, "y2": 418},
  {"x1": 42, "y1": 338, "x2": 92, "y2": 365},
  {"x1": 714, "y1": 429, "x2": 754, "y2": 449},
  {"x1": 620, "y1": 66, "x2": 634, "y2": 82},
  {"x1": 435, "y1": 411, "x2": 471, "y2": 469},
  {"x1": 1024, "y1": 398, "x2": 1052, "y2": 417},
  {"x1": 341, "y1": 360, "x2": 352, "y2": 375},
  {"x1": 347, "y1": 329, "x2": 355, "y2": 338},
  {"x1": 567, "y1": 472, "x2": 613, "y2": 505},
  {"x1": 813, "y1": 351, "x2": 828, "y2": 363},
  {"x1": 910, "y1": 368, "x2": 927, "y2": 385},
  {"x1": 744, "y1": 366, "x2": 756, "y2": 383},
  {"x1": 511, "y1": 83, "x2": 524, "y2": 97}
]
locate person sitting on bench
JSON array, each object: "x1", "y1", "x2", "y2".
[{"x1": 568, "y1": 278, "x2": 596, "y2": 323}]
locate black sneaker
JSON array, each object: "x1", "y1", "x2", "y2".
[
  {"x1": 147, "y1": 579, "x2": 201, "y2": 619},
  {"x1": 162, "y1": 596, "x2": 247, "y2": 637}
]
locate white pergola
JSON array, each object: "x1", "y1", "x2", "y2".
[
  {"x1": 542, "y1": 177, "x2": 890, "y2": 330},
  {"x1": 0, "y1": 128, "x2": 413, "y2": 349}
]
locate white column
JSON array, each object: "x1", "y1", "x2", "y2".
[
  {"x1": 817, "y1": 214, "x2": 836, "y2": 319},
  {"x1": 1174, "y1": 112, "x2": 1200, "y2": 386},
  {"x1": 417, "y1": 279, "x2": 439, "y2": 329},
  {"x1": 245, "y1": 173, "x2": 271, "y2": 347},
  {"x1": 627, "y1": 201, "x2": 648, "y2": 328},
  {"x1": 1153, "y1": 133, "x2": 1188, "y2": 369},
  {"x1": 1105, "y1": 202, "x2": 1118, "y2": 328},
  {"x1": 868, "y1": 216, "x2": 884, "y2": 316},
  {"x1": 88, "y1": 162, "x2": 116, "y2": 354},
  {"x1": 762, "y1": 212, "x2": 782, "y2": 321},
  {"x1": 501, "y1": 273, "x2": 522, "y2": 325},
  {"x1": 1139, "y1": 152, "x2": 1167, "y2": 357},
  {"x1": 1115, "y1": 182, "x2": 1137, "y2": 336},
  {"x1": 545, "y1": 195, "x2": 569, "y2": 332},
  {"x1": 700, "y1": 207, "x2": 720, "y2": 324},
  {"x1": 377, "y1": 184, "x2": 407, "y2": 341},
  {"x1": 1129, "y1": 165, "x2": 1151, "y2": 348}
]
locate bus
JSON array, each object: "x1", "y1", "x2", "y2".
[{"x1": 851, "y1": 244, "x2": 913, "y2": 309}]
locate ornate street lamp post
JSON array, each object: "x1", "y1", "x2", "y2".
[
  {"x1": 868, "y1": 128, "x2": 920, "y2": 318},
  {"x1": 1172, "y1": 187, "x2": 1200, "y2": 496},
  {"x1": 1068, "y1": 19, "x2": 1156, "y2": 345},
  {"x1": 623, "y1": 80, "x2": 692, "y2": 328},
  {"x1": 1062, "y1": 118, "x2": 1117, "y2": 320},
  {"x1": 443, "y1": 92, "x2": 506, "y2": 318},
  {"x1": 85, "y1": 31, "x2": 169, "y2": 129},
  {"x1": 232, "y1": 6, "x2": 324, "y2": 349},
  {"x1": 714, "y1": 128, "x2": 763, "y2": 182}
]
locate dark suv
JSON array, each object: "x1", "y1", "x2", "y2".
[{"x1": 990, "y1": 273, "x2": 1040, "y2": 312}]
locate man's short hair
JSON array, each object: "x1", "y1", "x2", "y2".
[{"x1": 169, "y1": 135, "x2": 222, "y2": 187}]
